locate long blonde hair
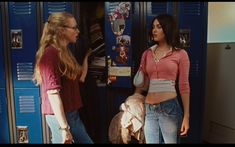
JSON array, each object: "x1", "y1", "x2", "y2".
[{"x1": 33, "y1": 12, "x2": 81, "y2": 85}]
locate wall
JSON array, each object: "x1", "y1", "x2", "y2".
[
  {"x1": 207, "y1": 2, "x2": 235, "y2": 43},
  {"x1": 203, "y1": 2, "x2": 235, "y2": 143}
]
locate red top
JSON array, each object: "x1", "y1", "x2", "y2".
[
  {"x1": 39, "y1": 46, "x2": 83, "y2": 115},
  {"x1": 140, "y1": 46, "x2": 190, "y2": 95}
]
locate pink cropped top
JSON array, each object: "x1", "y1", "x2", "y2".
[{"x1": 140, "y1": 45, "x2": 190, "y2": 95}]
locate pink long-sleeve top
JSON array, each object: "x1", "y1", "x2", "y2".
[{"x1": 140, "y1": 45, "x2": 190, "y2": 95}]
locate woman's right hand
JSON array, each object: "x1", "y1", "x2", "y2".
[
  {"x1": 79, "y1": 48, "x2": 92, "y2": 83},
  {"x1": 85, "y1": 48, "x2": 93, "y2": 58},
  {"x1": 61, "y1": 129, "x2": 73, "y2": 144}
]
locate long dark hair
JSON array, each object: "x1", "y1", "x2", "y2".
[{"x1": 149, "y1": 14, "x2": 181, "y2": 50}]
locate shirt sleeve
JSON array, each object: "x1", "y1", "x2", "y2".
[
  {"x1": 40, "y1": 48, "x2": 62, "y2": 91},
  {"x1": 178, "y1": 49, "x2": 190, "y2": 95},
  {"x1": 139, "y1": 50, "x2": 148, "y2": 74}
]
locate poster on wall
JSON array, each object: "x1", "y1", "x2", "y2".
[{"x1": 11, "y1": 29, "x2": 23, "y2": 49}]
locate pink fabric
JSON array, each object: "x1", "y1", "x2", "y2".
[
  {"x1": 39, "y1": 46, "x2": 83, "y2": 114},
  {"x1": 140, "y1": 47, "x2": 190, "y2": 95}
]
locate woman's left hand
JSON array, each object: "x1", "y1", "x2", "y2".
[{"x1": 180, "y1": 116, "x2": 189, "y2": 137}]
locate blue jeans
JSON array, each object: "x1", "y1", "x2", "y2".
[
  {"x1": 144, "y1": 98, "x2": 183, "y2": 144},
  {"x1": 45, "y1": 109, "x2": 93, "y2": 144}
]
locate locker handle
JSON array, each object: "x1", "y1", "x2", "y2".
[{"x1": 225, "y1": 44, "x2": 231, "y2": 50}]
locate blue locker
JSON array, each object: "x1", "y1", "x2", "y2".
[
  {"x1": 42, "y1": 2, "x2": 73, "y2": 23},
  {"x1": 146, "y1": 2, "x2": 173, "y2": 47},
  {"x1": 146, "y1": 2, "x2": 174, "y2": 27},
  {"x1": 8, "y1": 2, "x2": 39, "y2": 88},
  {"x1": 8, "y1": 2, "x2": 43, "y2": 143},
  {"x1": 105, "y1": 2, "x2": 133, "y2": 88},
  {"x1": 178, "y1": 2, "x2": 208, "y2": 143},
  {"x1": 144, "y1": 2, "x2": 208, "y2": 143},
  {"x1": 0, "y1": 89, "x2": 10, "y2": 143},
  {"x1": 0, "y1": 3, "x2": 10, "y2": 143},
  {"x1": 0, "y1": 3, "x2": 6, "y2": 89},
  {"x1": 42, "y1": 2, "x2": 75, "y2": 52},
  {"x1": 13, "y1": 89, "x2": 42, "y2": 143}
]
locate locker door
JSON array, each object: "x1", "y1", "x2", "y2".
[
  {"x1": 42, "y1": 2, "x2": 73, "y2": 22},
  {"x1": 41, "y1": 2, "x2": 76, "y2": 53},
  {"x1": 137, "y1": 2, "x2": 208, "y2": 143},
  {"x1": 178, "y1": 2, "x2": 208, "y2": 143},
  {"x1": 146, "y1": 2, "x2": 174, "y2": 47},
  {"x1": 146, "y1": 2, "x2": 174, "y2": 25},
  {"x1": 8, "y1": 2, "x2": 43, "y2": 143},
  {"x1": 0, "y1": 3, "x2": 6, "y2": 89},
  {"x1": 104, "y1": 3, "x2": 135, "y2": 142},
  {"x1": 0, "y1": 90, "x2": 10, "y2": 143},
  {"x1": 0, "y1": 3, "x2": 10, "y2": 143},
  {"x1": 132, "y1": 2, "x2": 174, "y2": 71},
  {"x1": 205, "y1": 43, "x2": 235, "y2": 143},
  {"x1": 105, "y1": 2, "x2": 133, "y2": 88},
  {"x1": 13, "y1": 89, "x2": 42, "y2": 143}
]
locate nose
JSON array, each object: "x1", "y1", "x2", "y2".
[
  {"x1": 152, "y1": 29, "x2": 157, "y2": 34},
  {"x1": 153, "y1": 26, "x2": 158, "y2": 32},
  {"x1": 76, "y1": 29, "x2": 80, "y2": 38},
  {"x1": 76, "y1": 29, "x2": 80, "y2": 36}
]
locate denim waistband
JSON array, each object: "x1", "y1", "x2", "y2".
[{"x1": 145, "y1": 97, "x2": 177, "y2": 107}]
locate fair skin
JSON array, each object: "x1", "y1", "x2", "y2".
[
  {"x1": 47, "y1": 92, "x2": 73, "y2": 143},
  {"x1": 62, "y1": 18, "x2": 91, "y2": 82},
  {"x1": 136, "y1": 19, "x2": 190, "y2": 136},
  {"x1": 80, "y1": 48, "x2": 92, "y2": 82},
  {"x1": 48, "y1": 17, "x2": 90, "y2": 143}
]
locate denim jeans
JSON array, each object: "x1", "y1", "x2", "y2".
[
  {"x1": 144, "y1": 98, "x2": 183, "y2": 144},
  {"x1": 45, "y1": 109, "x2": 93, "y2": 144}
]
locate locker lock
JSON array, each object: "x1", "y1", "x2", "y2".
[{"x1": 17, "y1": 126, "x2": 29, "y2": 143}]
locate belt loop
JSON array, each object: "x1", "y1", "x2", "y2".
[
  {"x1": 159, "y1": 103, "x2": 162, "y2": 111},
  {"x1": 145, "y1": 103, "x2": 149, "y2": 111}
]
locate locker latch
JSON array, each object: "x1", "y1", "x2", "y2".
[{"x1": 17, "y1": 126, "x2": 29, "y2": 143}]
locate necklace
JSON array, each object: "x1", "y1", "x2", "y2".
[{"x1": 153, "y1": 47, "x2": 172, "y2": 62}]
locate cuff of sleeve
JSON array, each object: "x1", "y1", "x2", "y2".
[{"x1": 59, "y1": 125, "x2": 70, "y2": 132}]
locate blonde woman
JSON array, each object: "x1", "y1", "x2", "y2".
[{"x1": 33, "y1": 12, "x2": 93, "y2": 144}]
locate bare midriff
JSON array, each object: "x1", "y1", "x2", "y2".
[{"x1": 145, "y1": 92, "x2": 177, "y2": 104}]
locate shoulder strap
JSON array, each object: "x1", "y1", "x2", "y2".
[
  {"x1": 144, "y1": 49, "x2": 150, "y2": 63},
  {"x1": 139, "y1": 49, "x2": 149, "y2": 72}
]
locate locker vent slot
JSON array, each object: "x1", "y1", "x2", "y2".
[
  {"x1": 47, "y1": 2, "x2": 68, "y2": 14},
  {"x1": 12, "y1": 2, "x2": 32, "y2": 15},
  {"x1": 190, "y1": 60, "x2": 200, "y2": 77},
  {"x1": 108, "y1": 2, "x2": 120, "y2": 12},
  {"x1": 181, "y1": 2, "x2": 201, "y2": 15},
  {"x1": 0, "y1": 98, "x2": 2, "y2": 114},
  {"x1": 16, "y1": 62, "x2": 34, "y2": 81},
  {"x1": 19, "y1": 96, "x2": 35, "y2": 113},
  {"x1": 150, "y1": 2, "x2": 168, "y2": 15}
]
